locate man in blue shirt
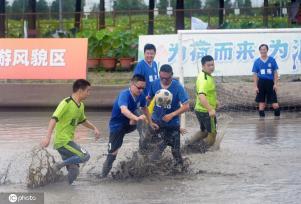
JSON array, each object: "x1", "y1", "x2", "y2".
[
  {"x1": 100, "y1": 74, "x2": 158, "y2": 178},
  {"x1": 148, "y1": 64, "x2": 190, "y2": 167},
  {"x1": 134, "y1": 43, "x2": 158, "y2": 97},
  {"x1": 134, "y1": 44, "x2": 159, "y2": 151},
  {"x1": 252, "y1": 44, "x2": 280, "y2": 118}
]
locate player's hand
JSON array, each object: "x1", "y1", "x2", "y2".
[
  {"x1": 180, "y1": 128, "x2": 187, "y2": 136},
  {"x1": 40, "y1": 137, "x2": 50, "y2": 148},
  {"x1": 162, "y1": 113, "x2": 174, "y2": 122},
  {"x1": 208, "y1": 109, "x2": 216, "y2": 117},
  {"x1": 137, "y1": 114, "x2": 146, "y2": 122},
  {"x1": 129, "y1": 119, "x2": 136, "y2": 125},
  {"x1": 150, "y1": 122, "x2": 159, "y2": 130},
  {"x1": 146, "y1": 96, "x2": 151, "y2": 102},
  {"x1": 254, "y1": 86, "x2": 259, "y2": 94},
  {"x1": 94, "y1": 128, "x2": 101, "y2": 141}
]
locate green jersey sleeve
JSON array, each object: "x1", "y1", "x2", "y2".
[
  {"x1": 196, "y1": 73, "x2": 207, "y2": 95},
  {"x1": 52, "y1": 99, "x2": 68, "y2": 122}
]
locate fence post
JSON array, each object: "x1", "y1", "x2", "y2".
[{"x1": 0, "y1": 0, "x2": 5, "y2": 37}]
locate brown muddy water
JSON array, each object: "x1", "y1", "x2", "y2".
[{"x1": 0, "y1": 111, "x2": 300, "y2": 204}]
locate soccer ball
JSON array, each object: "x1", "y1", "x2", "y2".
[{"x1": 155, "y1": 89, "x2": 173, "y2": 107}]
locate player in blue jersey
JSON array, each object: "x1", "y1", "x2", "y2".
[
  {"x1": 134, "y1": 43, "x2": 159, "y2": 97},
  {"x1": 148, "y1": 64, "x2": 190, "y2": 167},
  {"x1": 100, "y1": 74, "x2": 158, "y2": 178},
  {"x1": 134, "y1": 44, "x2": 160, "y2": 151},
  {"x1": 252, "y1": 44, "x2": 280, "y2": 118}
]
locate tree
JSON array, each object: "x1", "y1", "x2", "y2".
[
  {"x1": 113, "y1": 0, "x2": 147, "y2": 10},
  {"x1": 185, "y1": 0, "x2": 202, "y2": 9},
  {"x1": 51, "y1": 0, "x2": 76, "y2": 18},
  {"x1": 158, "y1": 0, "x2": 202, "y2": 11},
  {"x1": 5, "y1": 0, "x2": 11, "y2": 13},
  {"x1": 235, "y1": 0, "x2": 252, "y2": 15},
  {"x1": 205, "y1": 0, "x2": 232, "y2": 9},
  {"x1": 37, "y1": 0, "x2": 49, "y2": 13},
  {"x1": 11, "y1": 0, "x2": 25, "y2": 15}
]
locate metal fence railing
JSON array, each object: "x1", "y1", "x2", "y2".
[{"x1": 0, "y1": 6, "x2": 301, "y2": 38}]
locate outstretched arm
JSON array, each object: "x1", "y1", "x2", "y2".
[
  {"x1": 121, "y1": 106, "x2": 146, "y2": 122},
  {"x1": 40, "y1": 118, "x2": 56, "y2": 147},
  {"x1": 82, "y1": 120, "x2": 100, "y2": 140},
  {"x1": 141, "y1": 106, "x2": 159, "y2": 130}
]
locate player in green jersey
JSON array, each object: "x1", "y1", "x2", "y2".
[
  {"x1": 185, "y1": 55, "x2": 218, "y2": 153},
  {"x1": 41, "y1": 79, "x2": 100, "y2": 184}
]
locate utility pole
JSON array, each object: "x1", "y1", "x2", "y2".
[
  {"x1": 28, "y1": 0, "x2": 37, "y2": 37},
  {"x1": 74, "y1": 0, "x2": 82, "y2": 31},
  {"x1": 59, "y1": 0, "x2": 63, "y2": 31},
  {"x1": 175, "y1": 0, "x2": 184, "y2": 31},
  {"x1": 148, "y1": 0, "x2": 155, "y2": 34},
  {"x1": 99, "y1": 0, "x2": 105, "y2": 29},
  {"x1": 0, "y1": 0, "x2": 5, "y2": 37}
]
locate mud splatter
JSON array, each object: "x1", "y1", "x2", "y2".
[{"x1": 27, "y1": 147, "x2": 64, "y2": 188}]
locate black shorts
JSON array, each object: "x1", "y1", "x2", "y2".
[
  {"x1": 108, "y1": 125, "x2": 136, "y2": 153},
  {"x1": 195, "y1": 111, "x2": 217, "y2": 133},
  {"x1": 157, "y1": 126, "x2": 181, "y2": 151},
  {"x1": 255, "y1": 78, "x2": 278, "y2": 104}
]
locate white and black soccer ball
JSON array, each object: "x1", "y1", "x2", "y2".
[{"x1": 155, "y1": 89, "x2": 173, "y2": 107}]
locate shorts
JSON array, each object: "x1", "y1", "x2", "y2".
[
  {"x1": 108, "y1": 125, "x2": 136, "y2": 153},
  {"x1": 255, "y1": 78, "x2": 278, "y2": 104},
  {"x1": 157, "y1": 126, "x2": 181, "y2": 151},
  {"x1": 195, "y1": 111, "x2": 217, "y2": 133},
  {"x1": 57, "y1": 141, "x2": 89, "y2": 162}
]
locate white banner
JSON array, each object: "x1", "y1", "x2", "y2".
[{"x1": 138, "y1": 29, "x2": 301, "y2": 77}]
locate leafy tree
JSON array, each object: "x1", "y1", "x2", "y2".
[
  {"x1": 113, "y1": 0, "x2": 147, "y2": 10},
  {"x1": 158, "y1": 0, "x2": 202, "y2": 10},
  {"x1": 11, "y1": 0, "x2": 25, "y2": 14},
  {"x1": 51, "y1": 0, "x2": 75, "y2": 14},
  {"x1": 37, "y1": 0, "x2": 49, "y2": 13},
  {"x1": 204, "y1": 0, "x2": 232, "y2": 9}
]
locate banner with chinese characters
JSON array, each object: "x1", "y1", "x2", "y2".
[
  {"x1": 0, "y1": 38, "x2": 87, "y2": 79},
  {"x1": 138, "y1": 29, "x2": 301, "y2": 77}
]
